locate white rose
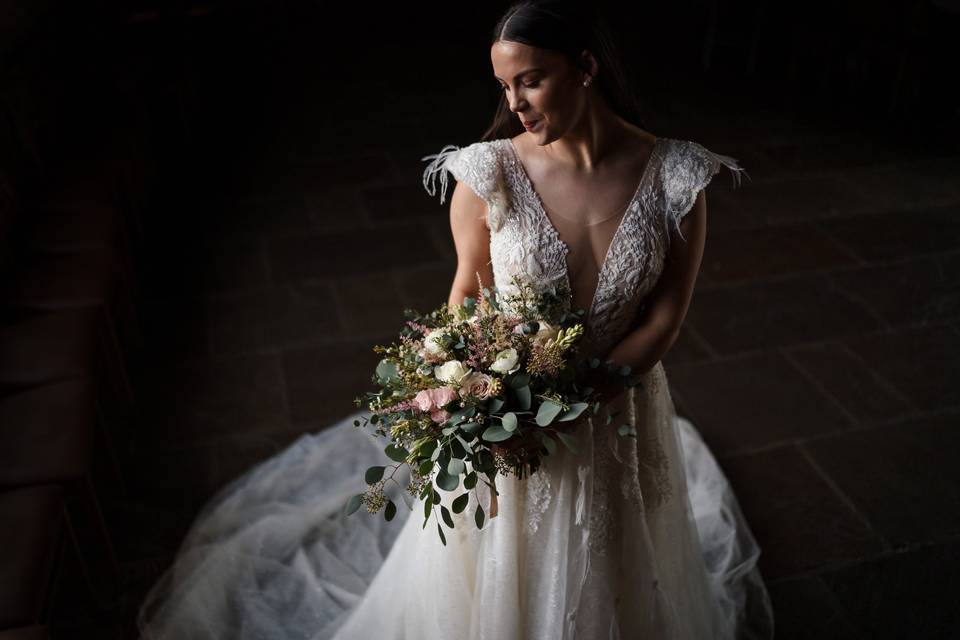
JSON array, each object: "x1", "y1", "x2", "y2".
[
  {"x1": 434, "y1": 360, "x2": 471, "y2": 384},
  {"x1": 490, "y1": 348, "x2": 520, "y2": 374},
  {"x1": 423, "y1": 330, "x2": 447, "y2": 356}
]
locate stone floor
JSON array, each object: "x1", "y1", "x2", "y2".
[{"x1": 53, "y1": 16, "x2": 960, "y2": 640}]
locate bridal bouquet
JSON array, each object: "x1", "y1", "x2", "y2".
[{"x1": 343, "y1": 275, "x2": 643, "y2": 544}]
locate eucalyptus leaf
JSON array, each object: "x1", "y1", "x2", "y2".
[
  {"x1": 541, "y1": 433, "x2": 557, "y2": 455},
  {"x1": 509, "y1": 373, "x2": 530, "y2": 389},
  {"x1": 460, "y1": 421, "x2": 483, "y2": 435},
  {"x1": 475, "y1": 503, "x2": 485, "y2": 529},
  {"x1": 435, "y1": 468, "x2": 460, "y2": 491},
  {"x1": 365, "y1": 466, "x2": 385, "y2": 485},
  {"x1": 375, "y1": 359, "x2": 399, "y2": 383},
  {"x1": 441, "y1": 505, "x2": 455, "y2": 529},
  {"x1": 344, "y1": 494, "x2": 363, "y2": 516},
  {"x1": 442, "y1": 424, "x2": 459, "y2": 436},
  {"x1": 488, "y1": 398, "x2": 504, "y2": 414},
  {"x1": 514, "y1": 385, "x2": 531, "y2": 411},
  {"x1": 558, "y1": 402, "x2": 588, "y2": 422},
  {"x1": 535, "y1": 400, "x2": 563, "y2": 426},
  {"x1": 437, "y1": 522, "x2": 447, "y2": 546},
  {"x1": 418, "y1": 460, "x2": 435, "y2": 477},
  {"x1": 385, "y1": 500, "x2": 397, "y2": 521},
  {"x1": 447, "y1": 458, "x2": 466, "y2": 476},
  {"x1": 481, "y1": 424, "x2": 513, "y2": 442},
  {"x1": 419, "y1": 440, "x2": 437, "y2": 458},
  {"x1": 385, "y1": 443, "x2": 409, "y2": 463},
  {"x1": 556, "y1": 431, "x2": 580, "y2": 454},
  {"x1": 400, "y1": 490, "x2": 414, "y2": 511},
  {"x1": 464, "y1": 471, "x2": 478, "y2": 490},
  {"x1": 452, "y1": 493, "x2": 469, "y2": 514},
  {"x1": 501, "y1": 412, "x2": 518, "y2": 432},
  {"x1": 431, "y1": 446, "x2": 442, "y2": 462},
  {"x1": 423, "y1": 493, "x2": 433, "y2": 520}
]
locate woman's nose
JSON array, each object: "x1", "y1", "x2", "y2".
[{"x1": 507, "y1": 93, "x2": 526, "y2": 113}]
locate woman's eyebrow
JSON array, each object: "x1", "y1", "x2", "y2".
[{"x1": 494, "y1": 67, "x2": 544, "y2": 81}]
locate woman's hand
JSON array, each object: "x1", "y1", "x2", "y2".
[{"x1": 583, "y1": 365, "x2": 628, "y2": 406}]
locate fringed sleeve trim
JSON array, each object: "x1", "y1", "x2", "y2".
[
  {"x1": 666, "y1": 141, "x2": 751, "y2": 246},
  {"x1": 421, "y1": 144, "x2": 461, "y2": 205}
]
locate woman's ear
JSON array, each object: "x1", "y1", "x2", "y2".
[{"x1": 579, "y1": 49, "x2": 599, "y2": 82}]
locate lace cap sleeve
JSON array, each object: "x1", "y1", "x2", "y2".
[
  {"x1": 421, "y1": 141, "x2": 508, "y2": 232},
  {"x1": 661, "y1": 139, "x2": 748, "y2": 245}
]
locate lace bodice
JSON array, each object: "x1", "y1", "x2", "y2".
[{"x1": 423, "y1": 136, "x2": 745, "y2": 359}]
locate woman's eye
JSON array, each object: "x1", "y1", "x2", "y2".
[{"x1": 524, "y1": 80, "x2": 540, "y2": 88}]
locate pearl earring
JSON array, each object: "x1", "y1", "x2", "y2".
[{"x1": 582, "y1": 78, "x2": 591, "y2": 87}]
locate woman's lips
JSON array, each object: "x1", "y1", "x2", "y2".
[{"x1": 523, "y1": 119, "x2": 539, "y2": 130}]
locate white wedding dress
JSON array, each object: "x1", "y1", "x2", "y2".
[{"x1": 138, "y1": 137, "x2": 775, "y2": 639}]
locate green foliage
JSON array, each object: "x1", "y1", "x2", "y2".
[
  {"x1": 536, "y1": 400, "x2": 563, "y2": 426},
  {"x1": 344, "y1": 494, "x2": 363, "y2": 516},
  {"x1": 365, "y1": 466, "x2": 385, "y2": 484}
]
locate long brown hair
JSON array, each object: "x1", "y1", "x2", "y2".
[{"x1": 482, "y1": 0, "x2": 647, "y2": 141}]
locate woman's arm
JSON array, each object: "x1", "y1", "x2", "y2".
[
  {"x1": 447, "y1": 180, "x2": 495, "y2": 308},
  {"x1": 590, "y1": 189, "x2": 708, "y2": 397}
]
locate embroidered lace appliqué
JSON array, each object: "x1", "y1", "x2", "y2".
[{"x1": 525, "y1": 468, "x2": 552, "y2": 535}]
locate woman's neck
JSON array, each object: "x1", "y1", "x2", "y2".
[{"x1": 544, "y1": 98, "x2": 630, "y2": 173}]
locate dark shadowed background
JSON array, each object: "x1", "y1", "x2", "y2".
[{"x1": 0, "y1": 0, "x2": 958, "y2": 637}]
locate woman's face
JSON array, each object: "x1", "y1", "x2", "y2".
[{"x1": 491, "y1": 40, "x2": 589, "y2": 144}]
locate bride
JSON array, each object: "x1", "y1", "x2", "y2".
[{"x1": 138, "y1": 1, "x2": 775, "y2": 638}]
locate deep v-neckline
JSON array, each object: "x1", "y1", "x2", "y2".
[{"x1": 504, "y1": 136, "x2": 661, "y2": 322}]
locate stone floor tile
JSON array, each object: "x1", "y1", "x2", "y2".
[
  {"x1": 686, "y1": 274, "x2": 881, "y2": 355},
  {"x1": 804, "y1": 412, "x2": 960, "y2": 548},
  {"x1": 819, "y1": 205, "x2": 960, "y2": 262},
  {"x1": 829, "y1": 254, "x2": 960, "y2": 328},
  {"x1": 667, "y1": 352, "x2": 853, "y2": 455},
  {"x1": 820, "y1": 540, "x2": 960, "y2": 639},
  {"x1": 706, "y1": 175, "x2": 871, "y2": 232},
  {"x1": 843, "y1": 158, "x2": 960, "y2": 212},
  {"x1": 720, "y1": 445, "x2": 886, "y2": 579},
  {"x1": 698, "y1": 223, "x2": 859, "y2": 286},
  {"x1": 785, "y1": 342, "x2": 913, "y2": 425},
  {"x1": 845, "y1": 324, "x2": 960, "y2": 411},
  {"x1": 766, "y1": 576, "x2": 862, "y2": 640}
]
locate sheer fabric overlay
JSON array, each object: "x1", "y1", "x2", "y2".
[{"x1": 138, "y1": 137, "x2": 774, "y2": 640}]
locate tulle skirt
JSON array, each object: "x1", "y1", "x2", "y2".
[{"x1": 137, "y1": 361, "x2": 774, "y2": 639}]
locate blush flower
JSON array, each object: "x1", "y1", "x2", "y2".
[
  {"x1": 429, "y1": 408, "x2": 451, "y2": 424},
  {"x1": 458, "y1": 372, "x2": 495, "y2": 400}
]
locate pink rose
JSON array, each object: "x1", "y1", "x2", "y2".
[
  {"x1": 413, "y1": 386, "x2": 457, "y2": 413},
  {"x1": 430, "y1": 408, "x2": 451, "y2": 424},
  {"x1": 413, "y1": 389, "x2": 435, "y2": 412},
  {"x1": 458, "y1": 372, "x2": 495, "y2": 400},
  {"x1": 431, "y1": 385, "x2": 457, "y2": 407}
]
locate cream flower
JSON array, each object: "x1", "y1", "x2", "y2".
[
  {"x1": 434, "y1": 360, "x2": 472, "y2": 384},
  {"x1": 422, "y1": 329, "x2": 448, "y2": 356},
  {"x1": 490, "y1": 348, "x2": 520, "y2": 374}
]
